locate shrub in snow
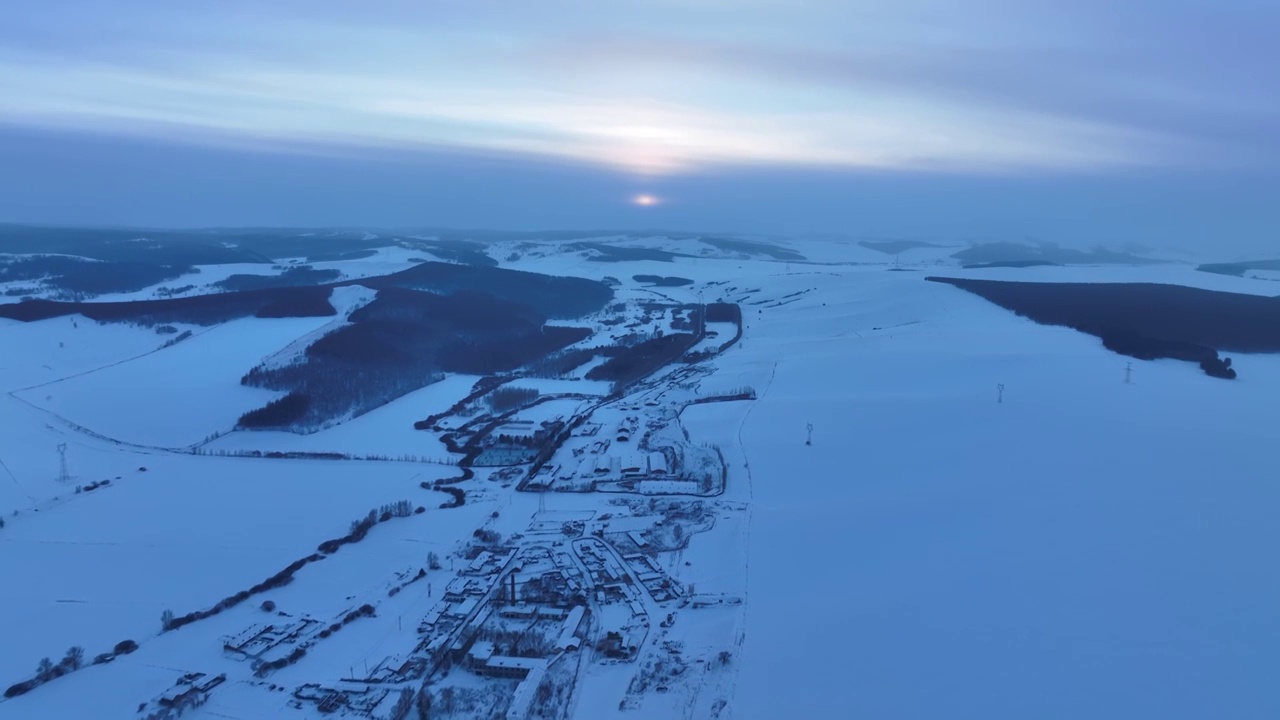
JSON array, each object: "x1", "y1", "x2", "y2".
[{"x1": 4, "y1": 680, "x2": 36, "y2": 698}]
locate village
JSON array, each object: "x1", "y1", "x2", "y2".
[{"x1": 124, "y1": 291, "x2": 749, "y2": 720}]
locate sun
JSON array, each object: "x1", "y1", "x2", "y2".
[{"x1": 632, "y1": 193, "x2": 660, "y2": 207}]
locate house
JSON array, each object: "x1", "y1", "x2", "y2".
[
  {"x1": 444, "y1": 597, "x2": 479, "y2": 618},
  {"x1": 443, "y1": 576, "x2": 471, "y2": 601}
]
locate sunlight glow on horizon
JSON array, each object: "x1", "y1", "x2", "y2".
[
  {"x1": 632, "y1": 193, "x2": 660, "y2": 207},
  {"x1": 0, "y1": 2, "x2": 1271, "y2": 177}
]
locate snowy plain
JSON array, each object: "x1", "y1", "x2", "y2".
[{"x1": 0, "y1": 237, "x2": 1277, "y2": 718}]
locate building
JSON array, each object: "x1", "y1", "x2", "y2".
[
  {"x1": 555, "y1": 606, "x2": 587, "y2": 652},
  {"x1": 639, "y1": 479, "x2": 700, "y2": 494},
  {"x1": 467, "y1": 641, "x2": 495, "y2": 669},
  {"x1": 648, "y1": 451, "x2": 669, "y2": 475},
  {"x1": 158, "y1": 673, "x2": 225, "y2": 711},
  {"x1": 498, "y1": 604, "x2": 539, "y2": 620},
  {"x1": 482, "y1": 655, "x2": 544, "y2": 680},
  {"x1": 536, "y1": 606, "x2": 568, "y2": 621},
  {"x1": 506, "y1": 666, "x2": 548, "y2": 720},
  {"x1": 621, "y1": 454, "x2": 646, "y2": 478}
]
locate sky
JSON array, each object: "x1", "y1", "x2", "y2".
[{"x1": 0, "y1": 0, "x2": 1276, "y2": 255}]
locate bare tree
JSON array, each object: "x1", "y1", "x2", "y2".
[
  {"x1": 62, "y1": 646, "x2": 84, "y2": 671},
  {"x1": 390, "y1": 687, "x2": 414, "y2": 720},
  {"x1": 416, "y1": 685, "x2": 432, "y2": 720}
]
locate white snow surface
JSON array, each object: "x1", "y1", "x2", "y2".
[
  {"x1": 14, "y1": 315, "x2": 336, "y2": 448},
  {"x1": 1, "y1": 237, "x2": 1277, "y2": 719}
]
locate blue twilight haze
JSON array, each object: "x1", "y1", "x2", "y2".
[{"x1": 0, "y1": 0, "x2": 1276, "y2": 253}]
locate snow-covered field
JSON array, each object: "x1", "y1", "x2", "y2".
[
  {"x1": 2, "y1": 235, "x2": 1277, "y2": 719},
  {"x1": 14, "y1": 316, "x2": 336, "y2": 448}
]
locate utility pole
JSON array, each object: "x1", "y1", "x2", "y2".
[
  {"x1": 1124, "y1": 362, "x2": 1134, "y2": 385},
  {"x1": 996, "y1": 384, "x2": 1005, "y2": 404}
]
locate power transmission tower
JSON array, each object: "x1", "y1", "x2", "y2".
[
  {"x1": 56, "y1": 443, "x2": 70, "y2": 483},
  {"x1": 996, "y1": 384, "x2": 1005, "y2": 404},
  {"x1": 1124, "y1": 362, "x2": 1134, "y2": 385}
]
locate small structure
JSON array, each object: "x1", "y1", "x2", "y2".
[{"x1": 157, "y1": 673, "x2": 225, "y2": 713}]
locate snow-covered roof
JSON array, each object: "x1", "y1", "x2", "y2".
[
  {"x1": 468, "y1": 640, "x2": 495, "y2": 663},
  {"x1": 506, "y1": 666, "x2": 548, "y2": 720},
  {"x1": 648, "y1": 451, "x2": 669, "y2": 474},
  {"x1": 486, "y1": 655, "x2": 544, "y2": 671}
]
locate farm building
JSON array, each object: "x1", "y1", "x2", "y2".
[
  {"x1": 555, "y1": 606, "x2": 588, "y2": 652},
  {"x1": 621, "y1": 454, "x2": 646, "y2": 478},
  {"x1": 648, "y1": 451, "x2": 669, "y2": 475}
]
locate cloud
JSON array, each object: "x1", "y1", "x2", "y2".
[{"x1": 0, "y1": 0, "x2": 1276, "y2": 175}]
